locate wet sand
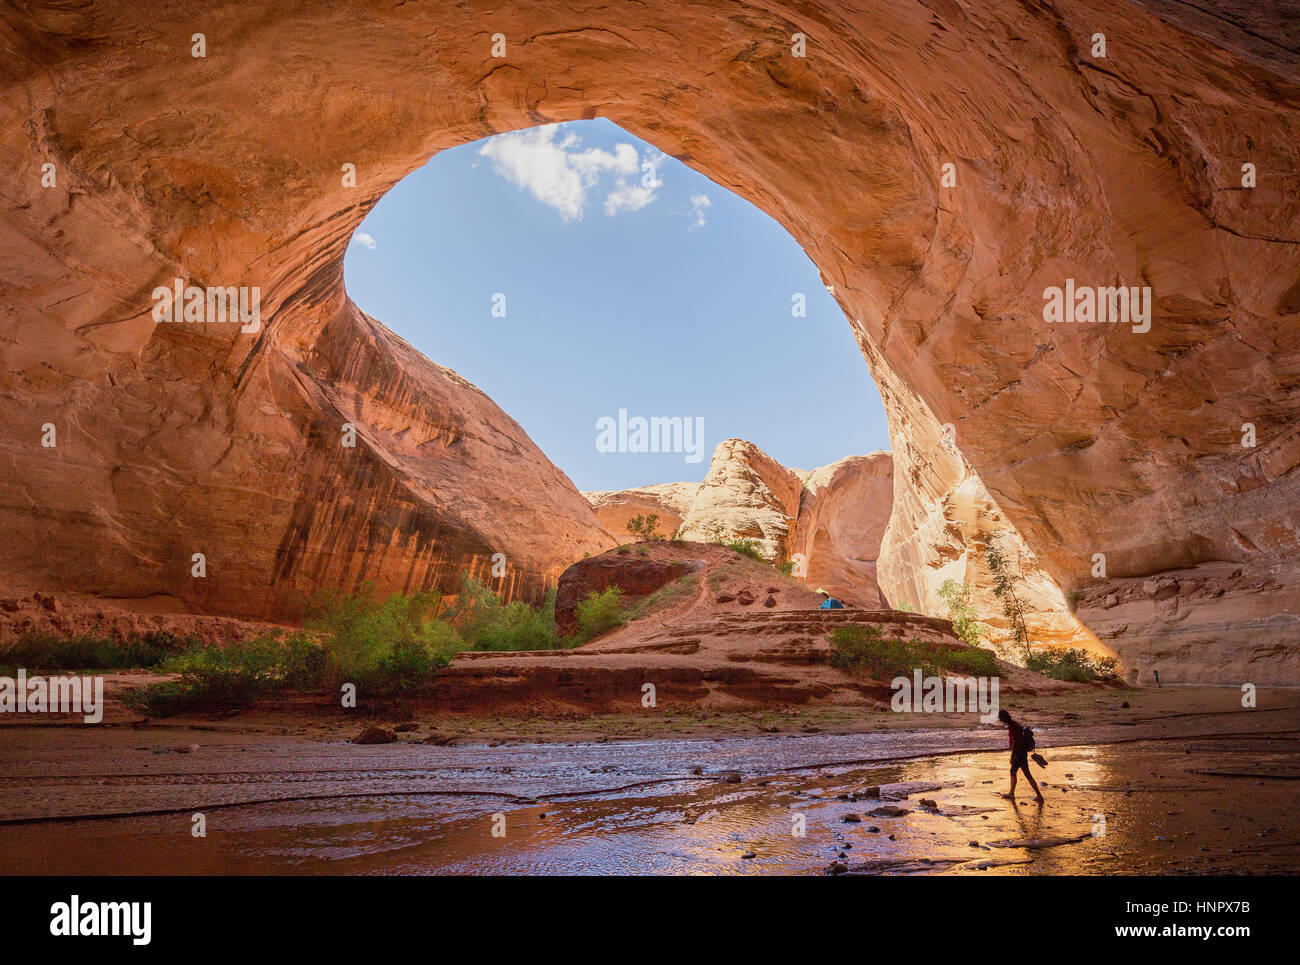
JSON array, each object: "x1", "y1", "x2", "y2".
[{"x1": 1, "y1": 687, "x2": 1296, "y2": 875}]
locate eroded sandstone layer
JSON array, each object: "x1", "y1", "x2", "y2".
[{"x1": 1, "y1": 1, "x2": 1297, "y2": 679}]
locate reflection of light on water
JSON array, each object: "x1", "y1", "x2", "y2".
[{"x1": 3, "y1": 731, "x2": 1297, "y2": 875}]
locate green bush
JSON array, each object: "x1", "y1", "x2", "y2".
[
  {"x1": 936, "y1": 579, "x2": 985, "y2": 648},
  {"x1": 443, "y1": 577, "x2": 559, "y2": 651},
  {"x1": 123, "y1": 580, "x2": 568, "y2": 717},
  {"x1": 125, "y1": 586, "x2": 467, "y2": 716},
  {"x1": 724, "y1": 538, "x2": 766, "y2": 563},
  {"x1": 1026, "y1": 646, "x2": 1119, "y2": 682},
  {"x1": 829, "y1": 624, "x2": 999, "y2": 679},
  {"x1": 575, "y1": 587, "x2": 624, "y2": 641},
  {"x1": 122, "y1": 680, "x2": 204, "y2": 718},
  {"x1": 940, "y1": 646, "x2": 1001, "y2": 677},
  {"x1": 0, "y1": 630, "x2": 195, "y2": 672},
  {"x1": 127, "y1": 634, "x2": 301, "y2": 717},
  {"x1": 626, "y1": 513, "x2": 663, "y2": 542},
  {"x1": 281, "y1": 633, "x2": 328, "y2": 690},
  {"x1": 469, "y1": 598, "x2": 558, "y2": 651},
  {"x1": 301, "y1": 584, "x2": 460, "y2": 689},
  {"x1": 829, "y1": 625, "x2": 917, "y2": 677}
]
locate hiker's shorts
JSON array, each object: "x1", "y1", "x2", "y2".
[{"x1": 1010, "y1": 750, "x2": 1030, "y2": 773}]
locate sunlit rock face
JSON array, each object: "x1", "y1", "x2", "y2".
[
  {"x1": 584, "y1": 484, "x2": 699, "y2": 544},
  {"x1": 871, "y1": 350, "x2": 1099, "y2": 659},
  {"x1": 589, "y1": 440, "x2": 895, "y2": 607},
  {"x1": 679, "y1": 440, "x2": 807, "y2": 562},
  {"x1": 0, "y1": 2, "x2": 1297, "y2": 678},
  {"x1": 792, "y1": 453, "x2": 895, "y2": 609}
]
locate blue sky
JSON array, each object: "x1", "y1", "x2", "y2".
[{"x1": 343, "y1": 119, "x2": 890, "y2": 492}]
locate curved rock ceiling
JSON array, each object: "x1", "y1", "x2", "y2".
[{"x1": 1, "y1": 1, "x2": 1297, "y2": 680}]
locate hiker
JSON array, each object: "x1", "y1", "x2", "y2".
[
  {"x1": 817, "y1": 588, "x2": 845, "y2": 610},
  {"x1": 1153, "y1": 669, "x2": 1161, "y2": 688},
  {"x1": 997, "y1": 709, "x2": 1045, "y2": 803}
]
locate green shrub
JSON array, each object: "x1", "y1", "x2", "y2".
[
  {"x1": 125, "y1": 586, "x2": 469, "y2": 716},
  {"x1": 0, "y1": 630, "x2": 195, "y2": 672},
  {"x1": 626, "y1": 513, "x2": 663, "y2": 542},
  {"x1": 468, "y1": 598, "x2": 558, "y2": 651},
  {"x1": 939, "y1": 646, "x2": 1000, "y2": 677},
  {"x1": 122, "y1": 680, "x2": 204, "y2": 718},
  {"x1": 829, "y1": 624, "x2": 999, "y2": 679},
  {"x1": 829, "y1": 625, "x2": 918, "y2": 677},
  {"x1": 127, "y1": 634, "x2": 300, "y2": 716},
  {"x1": 123, "y1": 580, "x2": 567, "y2": 717},
  {"x1": 936, "y1": 579, "x2": 985, "y2": 648},
  {"x1": 575, "y1": 587, "x2": 624, "y2": 641},
  {"x1": 302, "y1": 584, "x2": 459, "y2": 689},
  {"x1": 1026, "y1": 647, "x2": 1119, "y2": 682},
  {"x1": 724, "y1": 539, "x2": 766, "y2": 563},
  {"x1": 443, "y1": 578, "x2": 559, "y2": 651},
  {"x1": 371, "y1": 636, "x2": 451, "y2": 694},
  {"x1": 281, "y1": 633, "x2": 328, "y2": 690}
]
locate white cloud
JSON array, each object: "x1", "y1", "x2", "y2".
[
  {"x1": 478, "y1": 124, "x2": 658, "y2": 221},
  {"x1": 351, "y1": 232, "x2": 376, "y2": 249},
  {"x1": 688, "y1": 192, "x2": 712, "y2": 229},
  {"x1": 604, "y1": 169, "x2": 663, "y2": 216}
]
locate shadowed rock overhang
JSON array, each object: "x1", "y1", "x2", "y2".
[{"x1": 0, "y1": 1, "x2": 1297, "y2": 681}]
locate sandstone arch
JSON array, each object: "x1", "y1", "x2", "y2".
[{"x1": 1, "y1": 1, "x2": 1297, "y2": 680}]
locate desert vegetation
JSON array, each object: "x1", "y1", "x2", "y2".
[
  {"x1": 936, "y1": 579, "x2": 985, "y2": 648},
  {"x1": 625, "y1": 513, "x2": 664, "y2": 542},
  {"x1": 722, "y1": 538, "x2": 767, "y2": 563},
  {"x1": 828, "y1": 624, "x2": 999, "y2": 679},
  {"x1": 107, "y1": 578, "x2": 583, "y2": 717},
  {"x1": 626, "y1": 572, "x2": 699, "y2": 622},
  {"x1": 0, "y1": 630, "x2": 195, "y2": 676},
  {"x1": 1026, "y1": 646, "x2": 1120, "y2": 682},
  {"x1": 984, "y1": 534, "x2": 1032, "y2": 662},
  {"x1": 572, "y1": 586, "x2": 625, "y2": 641}
]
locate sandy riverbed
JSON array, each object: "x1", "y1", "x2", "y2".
[{"x1": 1, "y1": 687, "x2": 1295, "y2": 874}]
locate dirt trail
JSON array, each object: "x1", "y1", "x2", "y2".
[{"x1": 439, "y1": 543, "x2": 1076, "y2": 717}]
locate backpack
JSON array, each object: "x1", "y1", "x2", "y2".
[{"x1": 1021, "y1": 725, "x2": 1036, "y2": 752}]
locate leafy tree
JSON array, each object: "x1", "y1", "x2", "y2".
[
  {"x1": 936, "y1": 579, "x2": 984, "y2": 648},
  {"x1": 984, "y1": 535, "x2": 1031, "y2": 662},
  {"x1": 626, "y1": 513, "x2": 663, "y2": 542}
]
